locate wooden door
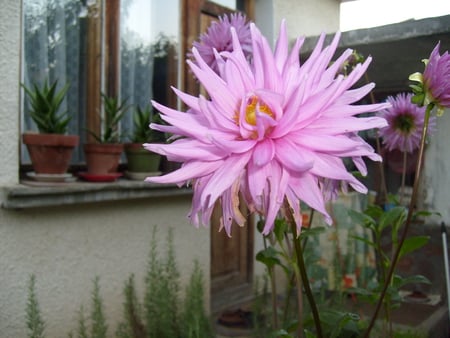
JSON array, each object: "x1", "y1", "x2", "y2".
[
  {"x1": 210, "y1": 199, "x2": 254, "y2": 312},
  {"x1": 182, "y1": 0, "x2": 255, "y2": 312}
]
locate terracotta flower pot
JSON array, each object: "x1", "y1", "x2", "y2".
[
  {"x1": 22, "y1": 132, "x2": 79, "y2": 174},
  {"x1": 83, "y1": 143, "x2": 124, "y2": 175}
]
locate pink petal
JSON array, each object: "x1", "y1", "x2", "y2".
[
  {"x1": 145, "y1": 160, "x2": 223, "y2": 184},
  {"x1": 262, "y1": 163, "x2": 290, "y2": 234},
  {"x1": 274, "y1": 20, "x2": 289, "y2": 73},
  {"x1": 252, "y1": 139, "x2": 275, "y2": 166},
  {"x1": 221, "y1": 179, "x2": 246, "y2": 236},
  {"x1": 200, "y1": 152, "x2": 252, "y2": 208},
  {"x1": 274, "y1": 138, "x2": 314, "y2": 173},
  {"x1": 144, "y1": 139, "x2": 226, "y2": 161},
  {"x1": 289, "y1": 172, "x2": 332, "y2": 225},
  {"x1": 306, "y1": 116, "x2": 388, "y2": 134}
]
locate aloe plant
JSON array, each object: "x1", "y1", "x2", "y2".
[
  {"x1": 130, "y1": 105, "x2": 165, "y2": 143},
  {"x1": 22, "y1": 79, "x2": 71, "y2": 134},
  {"x1": 88, "y1": 93, "x2": 128, "y2": 143}
]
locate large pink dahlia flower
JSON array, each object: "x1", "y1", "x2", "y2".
[
  {"x1": 145, "y1": 21, "x2": 388, "y2": 235},
  {"x1": 378, "y1": 93, "x2": 436, "y2": 153}
]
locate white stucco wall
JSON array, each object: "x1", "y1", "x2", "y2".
[
  {"x1": 255, "y1": 0, "x2": 340, "y2": 44},
  {"x1": 274, "y1": 0, "x2": 340, "y2": 37},
  {"x1": 0, "y1": 0, "x2": 20, "y2": 186},
  {"x1": 421, "y1": 107, "x2": 450, "y2": 225},
  {"x1": 0, "y1": 197, "x2": 210, "y2": 337}
]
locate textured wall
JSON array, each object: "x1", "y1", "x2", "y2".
[
  {"x1": 254, "y1": 0, "x2": 340, "y2": 48},
  {"x1": 421, "y1": 107, "x2": 450, "y2": 225},
  {"x1": 0, "y1": 0, "x2": 20, "y2": 185},
  {"x1": 273, "y1": 0, "x2": 340, "y2": 39},
  {"x1": 0, "y1": 196, "x2": 210, "y2": 337}
]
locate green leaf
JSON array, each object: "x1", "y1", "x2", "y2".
[
  {"x1": 378, "y1": 206, "x2": 407, "y2": 232},
  {"x1": 304, "y1": 330, "x2": 316, "y2": 338},
  {"x1": 330, "y1": 312, "x2": 360, "y2": 338},
  {"x1": 256, "y1": 220, "x2": 265, "y2": 234},
  {"x1": 398, "y1": 236, "x2": 429, "y2": 259},
  {"x1": 413, "y1": 209, "x2": 441, "y2": 220},
  {"x1": 348, "y1": 287, "x2": 373, "y2": 297},
  {"x1": 273, "y1": 218, "x2": 288, "y2": 242},
  {"x1": 22, "y1": 79, "x2": 72, "y2": 134},
  {"x1": 299, "y1": 226, "x2": 326, "y2": 239},
  {"x1": 393, "y1": 274, "x2": 431, "y2": 289},
  {"x1": 285, "y1": 319, "x2": 299, "y2": 333},
  {"x1": 348, "y1": 209, "x2": 378, "y2": 234},
  {"x1": 95, "y1": 93, "x2": 129, "y2": 143},
  {"x1": 365, "y1": 204, "x2": 384, "y2": 219},
  {"x1": 411, "y1": 93, "x2": 425, "y2": 105},
  {"x1": 350, "y1": 235, "x2": 376, "y2": 249},
  {"x1": 409, "y1": 84, "x2": 423, "y2": 93},
  {"x1": 348, "y1": 209, "x2": 376, "y2": 227},
  {"x1": 255, "y1": 246, "x2": 281, "y2": 269}
]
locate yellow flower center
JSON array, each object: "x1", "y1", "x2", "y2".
[{"x1": 245, "y1": 96, "x2": 274, "y2": 125}]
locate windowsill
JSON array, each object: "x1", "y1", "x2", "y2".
[{"x1": 2, "y1": 179, "x2": 192, "y2": 209}]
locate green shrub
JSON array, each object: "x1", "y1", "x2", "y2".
[
  {"x1": 25, "y1": 227, "x2": 212, "y2": 338},
  {"x1": 90, "y1": 277, "x2": 107, "y2": 338},
  {"x1": 182, "y1": 260, "x2": 213, "y2": 338},
  {"x1": 26, "y1": 274, "x2": 46, "y2": 338},
  {"x1": 115, "y1": 274, "x2": 146, "y2": 338}
]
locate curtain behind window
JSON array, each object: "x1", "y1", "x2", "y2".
[
  {"x1": 22, "y1": 0, "x2": 180, "y2": 165},
  {"x1": 120, "y1": 0, "x2": 179, "y2": 143},
  {"x1": 22, "y1": 0, "x2": 88, "y2": 163}
]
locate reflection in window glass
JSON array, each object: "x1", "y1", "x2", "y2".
[{"x1": 120, "y1": 0, "x2": 180, "y2": 141}]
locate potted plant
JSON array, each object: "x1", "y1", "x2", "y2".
[
  {"x1": 82, "y1": 93, "x2": 127, "y2": 179},
  {"x1": 21, "y1": 79, "x2": 79, "y2": 178},
  {"x1": 124, "y1": 105, "x2": 165, "y2": 180}
]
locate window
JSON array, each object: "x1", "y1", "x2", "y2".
[
  {"x1": 120, "y1": 0, "x2": 180, "y2": 135},
  {"x1": 21, "y1": 0, "x2": 180, "y2": 165},
  {"x1": 22, "y1": 0, "x2": 88, "y2": 163}
]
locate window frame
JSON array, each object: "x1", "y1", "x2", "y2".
[{"x1": 20, "y1": 0, "x2": 253, "y2": 171}]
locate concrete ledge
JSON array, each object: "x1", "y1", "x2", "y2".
[{"x1": 1, "y1": 180, "x2": 192, "y2": 209}]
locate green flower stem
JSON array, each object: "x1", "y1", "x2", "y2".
[
  {"x1": 292, "y1": 259, "x2": 304, "y2": 336},
  {"x1": 262, "y1": 234, "x2": 279, "y2": 330},
  {"x1": 400, "y1": 151, "x2": 407, "y2": 205},
  {"x1": 282, "y1": 229, "x2": 303, "y2": 333},
  {"x1": 375, "y1": 135, "x2": 389, "y2": 205},
  {"x1": 269, "y1": 265, "x2": 279, "y2": 330},
  {"x1": 364, "y1": 103, "x2": 433, "y2": 337},
  {"x1": 284, "y1": 200, "x2": 323, "y2": 338}
]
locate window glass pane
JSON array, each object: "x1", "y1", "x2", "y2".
[
  {"x1": 22, "y1": 0, "x2": 88, "y2": 163},
  {"x1": 120, "y1": 0, "x2": 180, "y2": 142},
  {"x1": 210, "y1": 0, "x2": 236, "y2": 10}
]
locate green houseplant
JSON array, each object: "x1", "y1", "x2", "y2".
[
  {"x1": 124, "y1": 105, "x2": 165, "y2": 179},
  {"x1": 21, "y1": 79, "x2": 79, "y2": 176},
  {"x1": 83, "y1": 93, "x2": 128, "y2": 177}
]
